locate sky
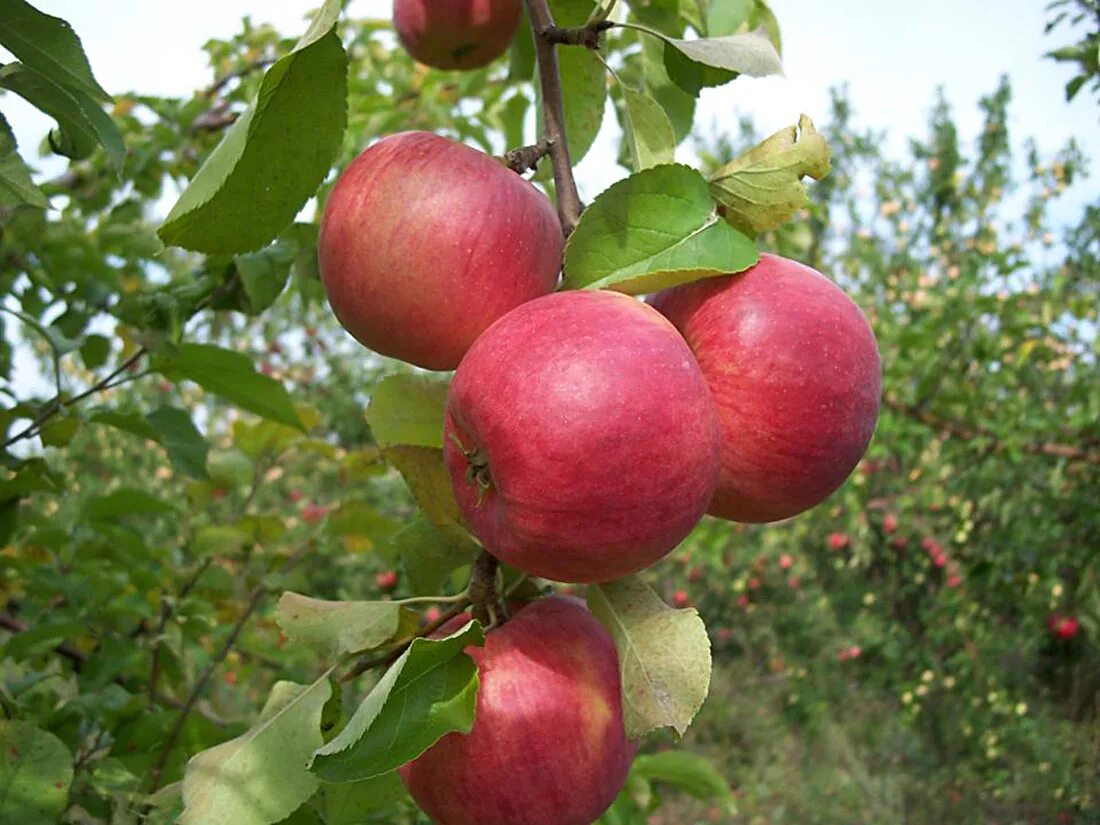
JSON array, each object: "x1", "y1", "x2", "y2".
[{"x1": 4, "y1": 0, "x2": 1098, "y2": 210}]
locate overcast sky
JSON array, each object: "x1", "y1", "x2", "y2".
[{"x1": 3, "y1": 0, "x2": 1098, "y2": 210}]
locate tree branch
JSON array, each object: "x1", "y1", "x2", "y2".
[
  {"x1": 524, "y1": 0, "x2": 584, "y2": 236},
  {"x1": 503, "y1": 138, "x2": 555, "y2": 174},
  {"x1": 884, "y1": 395, "x2": 1100, "y2": 466}
]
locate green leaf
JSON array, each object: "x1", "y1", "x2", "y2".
[
  {"x1": 632, "y1": 751, "x2": 732, "y2": 802},
  {"x1": 276, "y1": 592, "x2": 414, "y2": 658},
  {"x1": 319, "y1": 772, "x2": 410, "y2": 823},
  {"x1": 3, "y1": 620, "x2": 85, "y2": 660},
  {"x1": 366, "y1": 375, "x2": 448, "y2": 450},
  {"x1": 0, "y1": 720, "x2": 73, "y2": 822},
  {"x1": 640, "y1": 35, "x2": 695, "y2": 143},
  {"x1": 83, "y1": 488, "x2": 175, "y2": 521},
  {"x1": 192, "y1": 525, "x2": 252, "y2": 558},
  {"x1": 621, "y1": 86, "x2": 676, "y2": 171},
  {"x1": 38, "y1": 414, "x2": 79, "y2": 447},
  {"x1": 366, "y1": 375, "x2": 468, "y2": 537},
  {"x1": 206, "y1": 447, "x2": 254, "y2": 489},
  {"x1": 666, "y1": 30, "x2": 783, "y2": 82},
  {"x1": 79, "y1": 333, "x2": 111, "y2": 369},
  {"x1": 311, "y1": 620, "x2": 484, "y2": 782},
  {"x1": 561, "y1": 164, "x2": 757, "y2": 293},
  {"x1": 663, "y1": 43, "x2": 736, "y2": 96},
  {"x1": 396, "y1": 515, "x2": 478, "y2": 596},
  {"x1": 235, "y1": 243, "x2": 296, "y2": 315},
  {"x1": 153, "y1": 343, "x2": 303, "y2": 430},
  {"x1": 0, "y1": 0, "x2": 110, "y2": 100},
  {"x1": 588, "y1": 576, "x2": 711, "y2": 738},
  {"x1": 0, "y1": 112, "x2": 47, "y2": 209},
  {"x1": 707, "y1": 113, "x2": 831, "y2": 236},
  {"x1": 0, "y1": 63, "x2": 123, "y2": 168},
  {"x1": 180, "y1": 674, "x2": 333, "y2": 825},
  {"x1": 146, "y1": 406, "x2": 210, "y2": 479},
  {"x1": 157, "y1": 2, "x2": 347, "y2": 253},
  {"x1": 706, "y1": 0, "x2": 751, "y2": 36}
]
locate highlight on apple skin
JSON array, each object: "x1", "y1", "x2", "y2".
[
  {"x1": 443, "y1": 290, "x2": 721, "y2": 583},
  {"x1": 399, "y1": 596, "x2": 635, "y2": 825},
  {"x1": 393, "y1": 0, "x2": 521, "y2": 71},
  {"x1": 317, "y1": 131, "x2": 562, "y2": 371},
  {"x1": 650, "y1": 253, "x2": 882, "y2": 523}
]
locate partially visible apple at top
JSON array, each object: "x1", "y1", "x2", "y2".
[{"x1": 393, "y1": 0, "x2": 521, "y2": 71}]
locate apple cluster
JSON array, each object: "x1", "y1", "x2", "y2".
[{"x1": 316, "y1": 6, "x2": 880, "y2": 822}]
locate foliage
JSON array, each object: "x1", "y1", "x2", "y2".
[{"x1": 0, "y1": 1, "x2": 1095, "y2": 824}]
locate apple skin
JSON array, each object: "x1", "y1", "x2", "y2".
[
  {"x1": 444, "y1": 290, "x2": 721, "y2": 583},
  {"x1": 318, "y1": 131, "x2": 562, "y2": 370},
  {"x1": 650, "y1": 254, "x2": 881, "y2": 523},
  {"x1": 399, "y1": 596, "x2": 634, "y2": 825},
  {"x1": 393, "y1": 0, "x2": 520, "y2": 71}
]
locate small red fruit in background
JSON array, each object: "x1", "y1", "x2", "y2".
[
  {"x1": 289, "y1": 489, "x2": 304, "y2": 503},
  {"x1": 778, "y1": 553, "x2": 793, "y2": 570},
  {"x1": 748, "y1": 577, "x2": 760, "y2": 590},
  {"x1": 424, "y1": 605, "x2": 442, "y2": 624},
  {"x1": 1050, "y1": 615, "x2": 1079, "y2": 640},
  {"x1": 301, "y1": 503, "x2": 328, "y2": 524},
  {"x1": 883, "y1": 513, "x2": 898, "y2": 533},
  {"x1": 687, "y1": 565, "x2": 704, "y2": 583},
  {"x1": 224, "y1": 671, "x2": 238, "y2": 686},
  {"x1": 736, "y1": 594, "x2": 750, "y2": 608},
  {"x1": 787, "y1": 576, "x2": 801, "y2": 590},
  {"x1": 946, "y1": 574, "x2": 963, "y2": 588},
  {"x1": 716, "y1": 627, "x2": 731, "y2": 642},
  {"x1": 376, "y1": 570, "x2": 399, "y2": 592},
  {"x1": 829, "y1": 532, "x2": 849, "y2": 550},
  {"x1": 211, "y1": 487, "x2": 228, "y2": 500},
  {"x1": 672, "y1": 589, "x2": 690, "y2": 608}
]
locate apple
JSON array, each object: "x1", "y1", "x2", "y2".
[
  {"x1": 393, "y1": 0, "x2": 520, "y2": 71},
  {"x1": 301, "y1": 503, "x2": 328, "y2": 524},
  {"x1": 829, "y1": 532, "x2": 850, "y2": 550},
  {"x1": 318, "y1": 131, "x2": 562, "y2": 370},
  {"x1": 400, "y1": 596, "x2": 634, "y2": 825},
  {"x1": 376, "y1": 570, "x2": 399, "y2": 592},
  {"x1": 1050, "y1": 615, "x2": 1079, "y2": 640},
  {"x1": 672, "y1": 589, "x2": 690, "y2": 608},
  {"x1": 778, "y1": 553, "x2": 793, "y2": 570},
  {"x1": 650, "y1": 254, "x2": 882, "y2": 523},
  {"x1": 444, "y1": 290, "x2": 721, "y2": 583},
  {"x1": 883, "y1": 513, "x2": 898, "y2": 533}
]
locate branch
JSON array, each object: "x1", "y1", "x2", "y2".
[
  {"x1": 503, "y1": 138, "x2": 555, "y2": 174},
  {"x1": 146, "y1": 540, "x2": 314, "y2": 793},
  {"x1": 884, "y1": 395, "x2": 1100, "y2": 466},
  {"x1": 148, "y1": 558, "x2": 213, "y2": 708},
  {"x1": 468, "y1": 550, "x2": 505, "y2": 627},
  {"x1": 541, "y1": 20, "x2": 614, "y2": 48},
  {"x1": 524, "y1": 0, "x2": 584, "y2": 236}
]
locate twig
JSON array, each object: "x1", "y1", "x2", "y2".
[
  {"x1": 340, "y1": 598, "x2": 472, "y2": 683},
  {"x1": 524, "y1": 0, "x2": 584, "y2": 236},
  {"x1": 468, "y1": 550, "x2": 505, "y2": 627},
  {"x1": 503, "y1": 138, "x2": 555, "y2": 174},
  {"x1": 148, "y1": 558, "x2": 213, "y2": 707},
  {"x1": 146, "y1": 540, "x2": 314, "y2": 793},
  {"x1": 541, "y1": 20, "x2": 613, "y2": 48}
]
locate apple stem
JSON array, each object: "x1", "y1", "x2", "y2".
[
  {"x1": 470, "y1": 550, "x2": 508, "y2": 628},
  {"x1": 524, "y1": 0, "x2": 584, "y2": 236}
]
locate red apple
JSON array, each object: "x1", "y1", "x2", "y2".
[
  {"x1": 301, "y1": 503, "x2": 328, "y2": 524},
  {"x1": 883, "y1": 513, "x2": 898, "y2": 534},
  {"x1": 318, "y1": 132, "x2": 562, "y2": 370},
  {"x1": 1051, "y1": 616, "x2": 1079, "y2": 640},
  {"x1": 829, "y1": 532, "x2": 850, "y2": 550},
  {"x1": 778, "y1": 553, "x2": 793, "y2": 570},
  {"x1": 650, "y1": 254, "x2": 881, "y2": 522},
  {"x1": 394, "y1": 0, "x2": 520, "y2": 71},
  {"x1": 687, "y1": 565, "x2": 704, "y2": 583},
  {"x1": 444, "y1": 291, "x2": 720, "y2": 583},
  {"x1": 672, "y1": 589, "x2": 690, "y2": 608},
  {"x1": 376, "y1": 570, "x2": 399, "y2": 592},
  {"x1": 400, "y1": 597, "x2": 634, "y2": 825},
  {"x1": 424, "y1": 605, "x2": 442, "y2": 624}
]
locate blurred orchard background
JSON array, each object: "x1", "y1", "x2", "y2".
[{"x1": 0, "y1": 1, "x2": 1097, "y2": 823}]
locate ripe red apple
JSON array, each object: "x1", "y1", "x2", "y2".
[
  {"x1": 1050, "y1": 615, "x2": 1079, "y2": 640},
  {"x1": 650, "y1": 254, "x2": 882, "y2": 523},
  {"x1": 672, "y1": 589, "x2": 690, "y2": 608},
  {"x1": 444, "y1": 291, "x2": 721, "y2": 583},
  {"x1": 393, "y1": 0, "x2": 520, "y2": 71},
  {"x1": 400, "y1": 596, "x2": 634, "y2": 825},
  {"x1": 829, "y1": 532, "x2": 850, "y2": 550},
  {"x1": 318, "y1": 132, "x2": 562, "y2": 370},
  {"x1": 376, "y1": 570, "x2": 399, "y2": 592}
]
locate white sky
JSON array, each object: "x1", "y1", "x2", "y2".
[{"x1": 3, "y1": 0, "x2": 1098, "y2": 208}]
